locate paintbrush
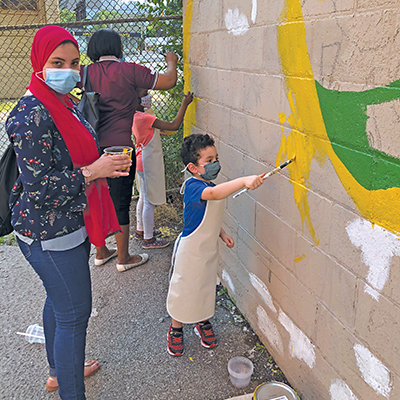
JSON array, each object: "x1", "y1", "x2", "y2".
[{"x1": 233, "y1": 156, "x2": 295, "y2": 199}]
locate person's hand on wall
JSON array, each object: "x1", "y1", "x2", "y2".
[{"x1": 183, "y1": 91, "x2": 194, "y2": 106}]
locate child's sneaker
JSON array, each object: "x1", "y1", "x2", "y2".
[
  {"x1": 142, "y1": 237, "x2": 170, "y2": 249},
  {"x1": 167, "y1": 325, "x2": 184, "y2": 356},
  {"x1": 134, "y1": 232, "x2": 144, "y2": 241},
  {"x1": 134, "y1": 229, "x2": 162, "y2": 241},
  {"x1": 153, "y1": 229, "x2": 162, "y2": 238},
  {"x1": 194, "y1": 320, "x2": 217, "y2": 349}
]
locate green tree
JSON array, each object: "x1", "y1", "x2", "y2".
[
  {"x1": 59, "y1": 8, "x2": 76, "y2": 22},
  {"x1": 137, "y1": 0, "x2": 182, "y2": 60},
  {"x1": 92, "y1": 10, "x2": 125, "y2": 30},
  {"x1": 138, "y1": 0, "x2": 184, "y2": 190}
]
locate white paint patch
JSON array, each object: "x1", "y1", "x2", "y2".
[
  {"x1": 251, "y1": 0, "x2": 257, "y2": 24},
  {"x1": 346, "y1": 218, "x2": 400, "y2": 300},
  {"x1": 278, "y1": 310, "x2": 316, "y2": 369},
  {"x1": 364, "y1": 284, "x2": 380, "y2": 301},
  {"x1": 249, "y1": 273, "x2": 277, "y2": 314},
  {"x1": 354, "y1": 344, "x2": 392, "y2": 398},
  {"x1": 222, "y1": 269, "x2": 235, "y2": 294},
  {"x1": 225, "y1": 7, "x2": 249, "y2": 36},
  {"x1": 257, "y1": 306, "x2": 284, "y2": 356},
  {"x1": 329, "y1": 380, "x2": 358, "y2": 400}
]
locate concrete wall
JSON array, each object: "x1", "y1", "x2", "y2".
[
  {"x1": 183, "y1": 1, "x2": 400, "y2": 399},
  {"x1": 0, "y1": 0, "x2": 60, "y2": 100}
]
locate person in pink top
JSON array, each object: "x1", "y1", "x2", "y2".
[{"x1": 132, "y1": 90, "x2": 193, "y2": 249}]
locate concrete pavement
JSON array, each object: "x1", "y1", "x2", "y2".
[{"x1": 0, "y1": 237, "x2": 287, "y2": 400}]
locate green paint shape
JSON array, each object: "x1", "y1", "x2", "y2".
[{"x1": 315, "y1": 80, "x2": 400, "y2": 190}]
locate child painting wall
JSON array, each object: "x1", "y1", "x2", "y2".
[{"x1": 183, "y1": 0, "x2": 400, "y2": 399}]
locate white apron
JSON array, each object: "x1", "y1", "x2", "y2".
[
  {"x1": 167, "y1": 198, "x2": 225, "y2": 323},
  {"x1": 141, "y1": 130, "x2": 166, "y2": 205}
]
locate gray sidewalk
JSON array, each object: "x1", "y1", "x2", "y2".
[{"x1": 0, "y1": 238, "x2": 285, "y2": 400}]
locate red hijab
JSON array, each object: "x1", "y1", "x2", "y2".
[{"x1": 28, "y1": 25, "x2": 120, "y2": 246}]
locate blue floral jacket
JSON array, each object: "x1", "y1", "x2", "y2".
[{"x1": 6, "y1": 95, "x2": 98, "y2": 241}]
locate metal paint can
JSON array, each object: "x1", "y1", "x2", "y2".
[{"x1": 253, "y1": 381, "x2": 300, "y2": 400}]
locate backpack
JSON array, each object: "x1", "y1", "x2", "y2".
[
  {"x1": 0, "y1": 143, "x2": 21, "y2": 237},
  {"x1": 77, "y1": 65, "x2": 100, "y2": 132}
]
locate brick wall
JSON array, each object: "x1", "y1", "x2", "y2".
[{"x1": 183, "y1": 0, "x2": 400, "y2": 399}]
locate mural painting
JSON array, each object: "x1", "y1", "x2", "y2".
[
  {"x1": 183, "y1": 0, "x2": 400, "y2": 397},
  {"x1": 277, "y1": 2, "x2": 400, "y2": 394},
  {"x1": 277, "y1": 0, "x2": 400, "y2": 302}
]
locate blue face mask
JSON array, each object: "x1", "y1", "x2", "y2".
[
  {"x1": 199, "y1": 160, "x2": 221, "y2": 181},
  {"x1": 43, "y1": 68, "x2": 81, "y2": 95}
]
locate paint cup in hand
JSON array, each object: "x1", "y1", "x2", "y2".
[{"x1": 103, "y1": 146, "x2": 133, "y2": 171}]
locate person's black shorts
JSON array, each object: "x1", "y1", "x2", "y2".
[{"x1": 101, "y1": 147, "x2": 136, "y2": 226}]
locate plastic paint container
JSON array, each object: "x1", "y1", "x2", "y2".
[
  {"x1": 103, "y1": 146, "x2": 133, "y2": 171},
  {"x1": 253, "y1": 381, "x2": 300, "y2": 400},
  {"x1": 25, "y1": 324, "x2": 45, "y2": 344},
  {"x1": 227, "y1": 356, "x2": 254, "y2": 388}
]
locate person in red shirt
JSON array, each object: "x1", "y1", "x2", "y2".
[
  {"x1": 80, "y1": 29, "x2": 178, "y2": 271},
  {"x1": 132, "y1": 90, "x2": 193, "y2": 248}
]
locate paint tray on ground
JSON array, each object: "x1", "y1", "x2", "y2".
[{"x1": 253, "y1": 381, "x2": 299, "y2": 400}]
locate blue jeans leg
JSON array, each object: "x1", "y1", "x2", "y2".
[{"x1": 17, "y1": 238, "x2": 92, "y2": 400}]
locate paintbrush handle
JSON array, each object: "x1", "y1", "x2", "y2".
[
  {"x1": 261, "y1": 166, "x2": 282, "y2": 180},
  {"x1": 232, "y1": 187, "x2": 250, "y2": 198},
  {"x1": 232, "y1": 158, "x2": 294, "y2": 199}
]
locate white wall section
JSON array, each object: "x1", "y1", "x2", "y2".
[
  {"x1": 278, "y1": 310, "x2": 316, "y2": 369},
  {"x1": 250, "y1": 272, "x2": 277, "y2": 313},
  {"x1": 354, "y1": 344, "x2": 392, "y2": 398}
]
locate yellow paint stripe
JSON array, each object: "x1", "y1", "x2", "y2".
[{"x1": 183, "y1": 0, "x2": 198, "y2": 137}]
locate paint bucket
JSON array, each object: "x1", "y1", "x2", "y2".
[
  {"x1": 227, "y1": 356, "x2": 254, "y2": 388},
  {"x1": 253, "y1": 381, "x2": 300, "y2": 400}
]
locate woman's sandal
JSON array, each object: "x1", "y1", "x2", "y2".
[
  {"x1": 45, "y1": 360, "x2": 100, "y2": 392},
  {"x1": 45, "y1": 376, "x2": 58, "y2": 392}
]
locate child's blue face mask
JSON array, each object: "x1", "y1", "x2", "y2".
[{"x1": 198, "y1": 160, "x2": 221, "y2": 181}]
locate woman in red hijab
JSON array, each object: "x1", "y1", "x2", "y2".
[{"x1": 6, "y1": 25, "x2": 135, "y2": 399}]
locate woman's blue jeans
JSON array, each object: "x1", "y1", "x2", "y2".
[{"x1": 17, "y1": 237, "x2": 92, "y2": 400}]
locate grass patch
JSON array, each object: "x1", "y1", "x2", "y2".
[{"x1": 0, "y1": 233, "x2": 17, "y2": 246}]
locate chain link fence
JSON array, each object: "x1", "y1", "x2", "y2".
[{"x1": 0, "y1": 1, "x2": 183, "y2": 188}]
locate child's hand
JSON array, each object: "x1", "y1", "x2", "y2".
[
  {"x1": 220, "y1": 229, "x2": 234, "y2": 248},
  {"x1": 183, "y1": 92, "x2": 194, "y2": 106},
  {"x1": 244, "y1": 173, "x2": 265, "y2": 190}
]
